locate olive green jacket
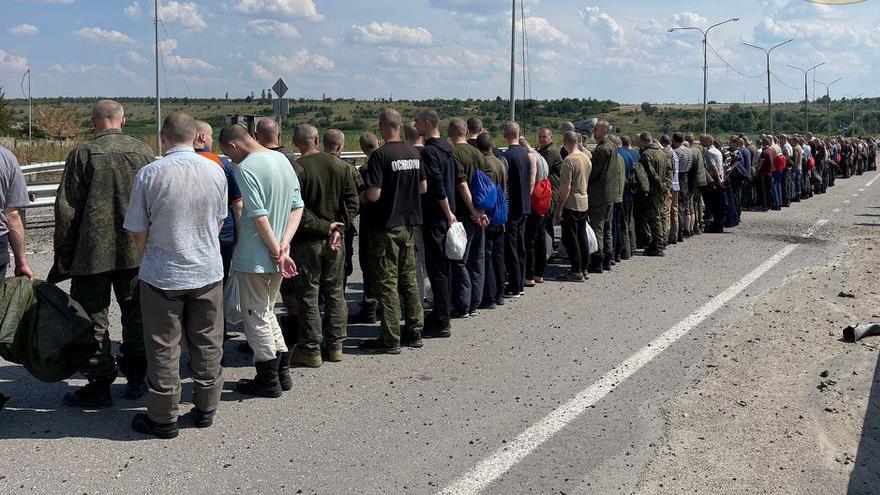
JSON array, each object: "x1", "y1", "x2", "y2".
[
  {"x1": 588, "y1": 138, "x2": 619, "y2": 207},
  {"x1": 54, "y1": 130, "x2": 154, "y2": 276},
  {"x1": 639, "y1": 142, "x2": 671, "y2": 197}
]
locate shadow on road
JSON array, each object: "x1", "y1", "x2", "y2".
[{"x1": 848, "y1": 351, "x2": 880, "y2": 494}]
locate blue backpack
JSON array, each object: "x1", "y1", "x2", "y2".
[
  {"x1": 470, "y1": 169, "x2": 497, "y2": 213},
  {"x1": 488, "y1": 185, "x2": 507, "y2": 228}
]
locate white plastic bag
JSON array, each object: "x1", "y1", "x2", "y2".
[
  {"x1": 223, "y1": 273, "x2": 242, "y2": 325},
  {"x1": 585, "y1": 221, "x2": 599, "y2": 255},
  {"x1": 445, "y1": 221, "x2": 468, "y2": 261}
]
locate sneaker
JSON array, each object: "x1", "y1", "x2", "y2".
[
  {"x1": 132, "y1": 413, "x2": 179, "y2": 439},
  {"x1": 468, "y1": 310, "x2": 478, "y2": 318},
  {"x1": 63, "y1": 381, "x2": 113, "y2": 409},
  {"x1": 524, "y1": 279, "x2": 536, "y2": 288},
  {"x1": 518, "y1": 290, "x2": 525, "y2": 297},
  {"x1": 423, "y1": 323, "x2": 452, "y2": 339},
  {"x1": 358, "y1": 339, "x2": 402, "y2": 354},
  {"x1": 479, "y1": 302, "x2": 497, "y2": 310},
  {"x1": 451, "y1": 310, "x2": 470, "y2": 319},
  {"x1": 534, "y1": 277, "x2": 544, "y2": 284}
]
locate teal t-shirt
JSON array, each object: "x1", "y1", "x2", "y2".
[{"x1": 232, "y1": 150, "x2": 304, "y2": 273}]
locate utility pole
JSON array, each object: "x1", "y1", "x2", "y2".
[
  {"x1": 154, "y1": 0, "x2": 162, "y2": 155},
  {"x1": 742, "y1": 39, "x2": 793, "y2": 135},
  {"x1": 509, "y1": 0, "x2": 516, "y2": 122},
  {"x1": 668, "y1": 17, "x2": 739, "y2": 134},
  {"x1": 787, "y1": 62, "x2": 824, "y2": 133},
  {"x1": 845, "y1": 93, "x2": 863, "y2": 136},
  {"x1": 815, "y1": 77, "x2": 843, "y2": 136}
]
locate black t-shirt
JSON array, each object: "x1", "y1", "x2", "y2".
[{"x1": 365, "y1": 141, "x2": 425, "y2": 229}]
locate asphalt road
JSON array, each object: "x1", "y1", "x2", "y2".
[{"x1": 0, "y1": 170, "x2": 877, "y2": 494}]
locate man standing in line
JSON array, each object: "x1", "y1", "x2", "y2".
[
  {"x1": 554, "y1": 131, "x2": 592, "y2": 282},
  {"x1": 415, "y1": 108, "x2": 457, "y2": 339},
  {"x1": 618, "y1": 136, "x2": 639, "y2": 258},
  {"x1": 256, "y1": 118, "x2": 297, "y2": 164},
  {"x1": 792, "y1": 136, "x2": 804, "y2": 202},
  {"x1": 684, "y1": 133, "x2": 707, "y2": 233},
  {"x1": 219, "y1": 124, "x2": 303, "y2": 398},
  {"x1": 756, "y1": 137, "x2": 776, "y2": 211},
  {"x1": 0, "y1": 145, "x2": 32, "y2": 281},
  {"x1": 779, "y1": 135, "x2": 793, "y2": 208},
  {"x1": 801, "y1": 135, "x2": 813, "y2": 199},
  {"x1": 474, "y1": 133, "x2": 507, "y2": 308},
  {"x1": 638, "y1": 132, "x2": 669, "y2": 257},
  {"x1": 449, "y1": 118, "x2": 489, "y2": 317},
  {"x1": 467, "y1": 117, "x2": 504, "y2": 159},
  {"x1": 193, "y1": 120, "x2": 242, "y2": 280},
  {"x1": 661, "y1": 135, "x2": 680, "y2": 245},
  {"x1": 124, "y1": 112, "x2": 228, "y2": 439},
  {"x1": 701, "y1": 134, "x2": 727, "y2": 233},
  {"x1": 349, "y1": 133, "x2": 381, "y2": 324},
  {"x1": 56, "y1": 99, "x2": 154, "y2": 407},
  {"x1": 405, "y1": 122, "x2": 428, "y2": 304},
  {"x1": 587, "y1": 121, "x2": 618, "y2": 273},
  {"x1": 358, "y1": 109, "x2": 426, "y2": 354},
  {"x1": 609, "y1": 135, "x2": 625, "y2": 262},
  {"x1": 536, "y1": 127, "x2": 563, "y2": 279},
  {"x1": 520, "y1": 138, "x2": 546, "y2": 287},
  {"x1": 405, "y1": 122, "x2": 424, "y2": 149},
  {"x1": 323, "y1": 129, "x2": 361, "y2": 281},
  {"x1": 503, "y1": 122, "x2": 535, "y2": 298},
  {"x1": 672, "y1": 134, "x2": 694, "y2": 238},
  {"x1": 290, "y1": 124, "x2": 358, "y2": 367}
]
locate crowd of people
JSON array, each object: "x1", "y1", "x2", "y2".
[{"x1": 0, "y1": 98, "x2": 876, "y2": 440}]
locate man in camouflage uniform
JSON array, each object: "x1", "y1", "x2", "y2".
[
  {"x1": 288, "y1": 125, "x2": 358, "y2": 367},
  {"x1": 323, "y1": 129, "x2": 363, "y2": 281},
  {"x1": 638, "y1": 132, "x2": 671, "y2": 257},
  {"x1": 587, "y1": 121, "x2": 619, "y2": 272},
  {"x1": 685, "y1": 133, "x2": 708, "y2": 234},
  {"x1": 54, "y1": 99, "x2": 154, "y2": 407}
]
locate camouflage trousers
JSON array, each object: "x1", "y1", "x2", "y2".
[
  {"x1": 644, "y1": 193, "x2": 666, "y2": 251},
  {"x1": 292, "y1": 238, "x2": 348, "y2": 356},
  {"x1": 372, "y1": 227, "x2": 424, "y2": 347},
  {"x1": 70, "y1": 268, "x2": 145, "y2": 383}
]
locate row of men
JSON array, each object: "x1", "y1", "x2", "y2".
[{"x1": 1, "y1": 98, "x2": 871, "y2": 438}]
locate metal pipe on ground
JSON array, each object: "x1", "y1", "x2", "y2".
[{"x1": 843, "y1": 323, "x2": 880, "y2": 343}]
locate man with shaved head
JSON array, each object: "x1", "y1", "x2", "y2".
[
  {"x1": 55, "y1": 99, "x2": 155, "y2": 409},
  {"x1": 219, "y1": 124, "x2": 304, "y2": 398},
  {"x1": 503, "y1": 121, "x2": 535, "y2": 297},
  {"x1": 256, "y1": 117, "x2": 297, "y2": 165},
  {"x1": 348, "y1": 131, "x2": 382, "y2": 325},
  {"x1": 587, "y1": 121, "x2": 619, "y2": 272},
  {"x1": 324, "y1": 129, "x2": 363, "y2": 286},
  {"x1": 358, "y1": 108, "x2": 427, "y2": 354},
  {"x1": 449, "y1": 117, "x2": 489, "y2": 318},
  {"x1": 288, "y1": 123, "x2": 358, "y2": 367},
  {"x1": 124, "y1": 112, "x2": 228, "y2": 438}
]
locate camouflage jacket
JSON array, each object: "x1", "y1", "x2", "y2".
[
  {"x1": 54, "y1": 130, "x2": 154, "y2": 276},
  {"x1": 639, "y1": 142, "x2": 670, "y2": 197},
  {"x1": 588, "y1": 138, "x2": 620, "y2": 207}
]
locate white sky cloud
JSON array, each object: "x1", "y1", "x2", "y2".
[
  {"x1": 124, "y1": 50, "x2": 148, "y2": 65},
  {"x1": 0, "y1": 50, "x2": 28, "y2": 72},
  {"x1": 231, "y1": 0, "x2": 323, "y2": 22},
  {"x1": 348, "y1": 22, "x2": 433, "y2": 47},
  {"x1": 73, "y1": 27, "x2": 136, "y2": 45},
  {"x1": 160, "y1": 1, "x2": 207, "y2": 30},
  {"x1": 248, "y1": 20, "x2": 301, "y2": 40},
  {"x1": 51, "y1": 63, "x2": 103, "y2": 74},
  {"x1": 10, "y1": 24, "x2": 39, "y2": 36},
  {"x1": 124, "y1": 1, "x2": 142, "y2": 19}
]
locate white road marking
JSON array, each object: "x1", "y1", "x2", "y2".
[
  {"x1": 438, "y1": 219, "x2": 828, "y2": 495},
  {"x1": 833, "y1": 208, "x2": 841, "y2": 213},
  {"x1": 866, "y1": 174, "x2": 880, "y2": 187}
]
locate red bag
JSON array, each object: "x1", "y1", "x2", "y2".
[
  {"x1": 807, "y1": 156, "x2": 816, "y2": 171},
  {"x1": 774, "y1": 154, "x2": 787, "y2": 172},
  {"x1": 530, "y1": 178, "x2": 552, "y2": 217}
]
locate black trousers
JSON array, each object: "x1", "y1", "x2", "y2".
[
  {"x1": 707, "y1": 187, "x2": 729, "y2": 231},
  {"x1": 483, "y1": 229, "x2": 505, "y2": 305},
  {"x1": 451, "y1": 219, "x2": 485, "y2": 314},
  {"x1": 504, "y1": 215, "x2": 526, "y2": 294},
  {"x1": 758, "y1": 174, "x2": 772, "y2": 211},
  {"x1": 524, "y1": 213, "x2": 547, "y2": 280},
  {"x1": 561, "y1": 209, "x2": 590, "y2": 273},
  {"x1": 423, "y1": 223, "x2": 452, "y2": 326}
]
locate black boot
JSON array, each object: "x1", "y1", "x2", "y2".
[
  {"x1": 279, "y1": 315, "x2": 299, "y2": 350},
  {"x1": 117, "y1": 356, "x2": 147, "y2": 400},
  {"x1": 132, "y1": 413, "x2": 179, "y2": 439},
  {"x1": 602, "y1": 253, "x2": 613, "y2": 271},
  {"x1": 237, "y1": 358, "x2": 282, "y2": 398},
  {"x1": 63, "y1": 380, "x2": 114, "y2": 408},
  {"x1": 587, "y1": 253, "x2": 604, "y2": 274},
  {"x1": 277, "y1": 352, "x2": 293, "y2": 392}
]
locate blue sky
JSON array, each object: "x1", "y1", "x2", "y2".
[{"x1": 1, "y1": 0, "x2": 877, "y2": 103}]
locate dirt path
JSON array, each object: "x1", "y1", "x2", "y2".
[{"x1": 634, "y1": 233, "x2": 880, "y2": 494}]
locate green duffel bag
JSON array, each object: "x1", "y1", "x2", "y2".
[{"x1": 0, "y1": 277, "x2": 97, "y2": 382}]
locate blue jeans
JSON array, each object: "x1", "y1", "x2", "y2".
[{"x1": 771, "y1": 171, "x2": 783, "y2": 208}]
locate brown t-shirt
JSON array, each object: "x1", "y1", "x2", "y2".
[{"x1": 561, "y1": 152, "x2": 591, "y2": 212}]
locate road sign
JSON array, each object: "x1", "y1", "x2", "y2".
[
  {"x1": 272, "y1": 78, "x2": 288, "y2": 98},
  {"x1": 273, "y1": 99, "x2": 289, "y2": 116}
]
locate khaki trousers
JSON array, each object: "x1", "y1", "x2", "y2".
[
  {"x1": 293, "y1": 239, "x2": 347, "y2": 356},
  {"x1": 237, "y1": 272, "x2": 287, "y2": 362},
  {"x1": 140, "y1": 281, "x2": 224, "y2": 424}
]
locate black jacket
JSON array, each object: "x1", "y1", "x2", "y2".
[{"x1": 421, "y1": 136, "x2": 456, "y2": 227}]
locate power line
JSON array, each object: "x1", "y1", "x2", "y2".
[
  {"x1": 159, "y1": 20, "x2": 192, "y2": 98},
  {"x1": 770, "y1": 71, "x2": 800, "y2": 91},
  {"x1": 705, "y1": 41, "x2": 763, "y2": 79}
]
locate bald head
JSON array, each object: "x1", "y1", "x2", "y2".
[
  {"x1": 447, "y1": 118, "x2": 468, "y2": 140},
  {"x1": 503, "y1": 121, "x2": 520, "y2": 143},
  {"x1": 92, "y1": 99, "x2": 125, "y2": 132},
  {"x1": 255, "y1": 118, "x2": 280, "y2": 148},
  {"x1": 293, "y1": 123, "x2": 319, "y2": 153},
  {"x1": 404, "y1": 122, "x2": 422, "y2": 146},
  {"x1": 359, "y1": 132, "x2": 379, "y2": 156},
  {"x1": 193, "y1": 120, "x2": 213, "y2": 150},
  {"x1": 161, "y1": 112, "x2": 197, "y2": 149},
  {"x1": 323, "y1": 129, "x2": 345, "y2": 155}
]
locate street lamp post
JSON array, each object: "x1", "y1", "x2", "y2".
[
  {"x1": 787, "y1": 62, "x2": 825, "y2": 133},
  {"x1": 845, "y1": 93, "x2": 864, "y2": 136},
  {"x1": 668, "y1": 17, "x2": 739, "y2": 134},
  {"x1": 742, "y1": 39, "x2": 794, "y2": 135},
  {"x1": 815, "y1": 77, "x2": 842, "y2": 136}
]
